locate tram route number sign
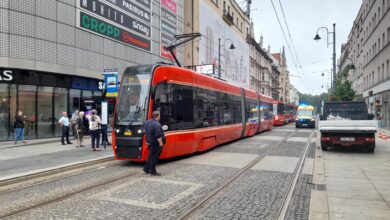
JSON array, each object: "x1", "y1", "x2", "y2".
[{"x1": 78, "y1": 11, "x2": 151, "y2": 51}]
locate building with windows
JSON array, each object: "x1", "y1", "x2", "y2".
[
  {"x1": 0, "y1": 0, "x2": 185, "y2": 141},
  {"x1": 183, "y1": 0, "x2": 251, "y2": 88},
  {"x1": 249, "y1": 33, "x2": 277, "y2": 98},
  {"x1": 339, "y1": 0, "x2": 390, "y2": 128},
  {"x1": 271, "y1": 47, "x2": 290, "y2": 103}
]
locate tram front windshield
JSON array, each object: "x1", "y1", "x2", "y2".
[{"x1": 116, "y1": 73, "x2": 151, "y2": 126}]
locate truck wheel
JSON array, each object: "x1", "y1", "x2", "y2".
[
  {"x1": 321, "y1": 142, "x2": 328, "y2": 151},
  {"x1": 367, "y1": 144, "x2": 375, "y2": 153}
]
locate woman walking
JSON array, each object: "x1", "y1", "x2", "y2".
[
  {"x1": 14, "y1": 111, "x2": 26, "y2": 144},
  {"x1": 75, "y1": 111, "x2": 86, "y2": 147}
]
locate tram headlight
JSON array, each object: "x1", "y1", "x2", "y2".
[
  {"x1": 137, "y1": 129, "x2": 142, "y2": 134},
  {"x1": 116, "y1": 128, "x2": 121, "y2": 133}
]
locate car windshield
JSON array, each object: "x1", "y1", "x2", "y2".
[
  {"x1": 116, "y1": 73, "x2": 151, "y2": 125},
  {"x1": 298, "y1": 110, "x2": 313, "y2": 116}
]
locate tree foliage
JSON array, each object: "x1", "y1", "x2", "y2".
[
  {"x1": 298, "y1": 92, "x2": 329, "y2": 108},
  {"x1": 333, "y1": 79, "x2": 356, "y2": 101}
]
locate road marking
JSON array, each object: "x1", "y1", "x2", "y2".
[
  {"x1": 251, "y1": 156, "x2": 300, "y2": 173},
  {"x1": 302, "y1": 158, "x2": 314, "y2": 175},
  {"x1": 252, "y1": 136, "x2": 283, "y2": 141},
  {"x1": 178, "y1": 152, "x2": 258, "y2": 168},
  {"x1": 92, "y1": 178, "x2": 203, "y2": 209},
  {"x1": 273, "y1": 129, "x2": 295, "y2": 132},
  {"x1": 286, "y1": 137, "x2": 309, "y2": 142}
]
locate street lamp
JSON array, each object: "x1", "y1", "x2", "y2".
[
  {"x1": 314, "y1": 23, "x2": 336, "y2": 95},
  {"x1": 218, "y1": 38, "x2": 235, "y2": 79}
]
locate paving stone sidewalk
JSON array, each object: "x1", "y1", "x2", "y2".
[{"x1": 0, "y1": 136, "x2": 113, "y2": 181}]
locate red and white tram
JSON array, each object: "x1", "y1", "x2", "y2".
[{"x1": 112, "y1": 64, "x2": 274, "y2": 161}]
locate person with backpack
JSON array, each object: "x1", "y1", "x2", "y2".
[{"x1": 89, "y1": 109, "x2": 101, "y2": 151}]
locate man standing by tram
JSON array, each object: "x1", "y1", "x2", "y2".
[{"x1": 143, "y1": 111, "x2": 165, "y2": 176}]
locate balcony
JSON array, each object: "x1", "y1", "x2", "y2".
[{"x1": 222, "y1": 10, "x2": 234, "y2": 26}]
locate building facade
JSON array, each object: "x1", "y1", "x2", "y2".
[
  {"x1": 0, "y1": 0, "x2": 185, "y2": 141},
  {"x1": 271, "y1": 47, "x2": 290, "y2": 103},
  {"x1": 184, "y1": 0, "x2": 251, "y2": 88},
  {"x1": 339, "y1": 0, "x2": 390, "y2": 128},
  {"x1": 289, "y1": 85, "x2": 299, "y2": 106},
  {"x1": 249, "y1": 35, "x2": 274, "y2": 97}
]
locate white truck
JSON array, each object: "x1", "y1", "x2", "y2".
[{"x1": 319, "y1": 101, "x2": 377, "y2": 153}]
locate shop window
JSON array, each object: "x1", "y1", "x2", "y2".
[
  {"x1": 18, "y1": 85, "x2": 37, "y2": 139},
  {"x1": 55, "y1": 88, "x2": 69, "y2": 136},
  {"x1": 0, "y1": 84, "x2": 9, "y2": 141},
  {"x1": 37, "y1": 86, "x2": 54, "y2": 138}
]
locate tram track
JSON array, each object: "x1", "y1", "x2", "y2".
[
  {"x1": 0, "y1": 159, "x2": 137, "y2": 219},
  {"x1": 1, "y1": 128, "x2": 315, "y2": 220},
  {"x1": 178, "y1": 128, "x2": 314, "y2": 220}
]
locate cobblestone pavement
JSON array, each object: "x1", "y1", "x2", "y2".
[{"x1": 3, "y1": 124, "x2": 314, "y2": 220}]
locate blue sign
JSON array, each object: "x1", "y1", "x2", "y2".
[{"x1": 104, "y1": 72, "x2": 118, "y2": 97}]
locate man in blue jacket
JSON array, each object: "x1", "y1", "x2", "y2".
[{"x1": 143, "y1": 111, "x2": 165, "y2": 176}]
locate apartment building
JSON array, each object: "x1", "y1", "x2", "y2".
[
  {"x1": 249, "y1": 34, "x2": 275, "y2": 97},
  {"x1": 272, "y1": 47, "x2": 290, "y2": 102},
  {"x1": 340, "y1": 0, "x2": 390, "y2": 127}
]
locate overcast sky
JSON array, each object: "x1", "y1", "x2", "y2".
[{"x1": 248, "y1": 0, "x2": 362, "y2": 95}]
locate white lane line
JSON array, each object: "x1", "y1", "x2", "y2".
[
  {"x1": 302, "y1": 158, "x2": 314, "y2": 175},
  {"x1": 177, "y1": 152, "x2": 259, "y2": 169}
]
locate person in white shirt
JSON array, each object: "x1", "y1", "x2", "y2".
[
  {"x1": 59, "y1": 112, "x2": 72, "y2": 145},
  {"x1": 88, "y1": 109, "x2": 101, "y2": 151}
]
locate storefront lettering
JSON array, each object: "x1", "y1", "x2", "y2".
[
  {"x1": 161, "y1": 0, "x2": 176, "y2": 13},
  {"x1": 81, "y1": 13, "x2": 121, "y2": 39},
  {"x1": 0, "y1": 70, "x2": 13, "y2": 81},
  {"x1": 81, "y1": 0, "x2": 151, "y2": 37}
]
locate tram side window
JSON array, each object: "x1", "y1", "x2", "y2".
[
  {"x1": 232, "y1": 95, "x2": 242, "y2": 123},
  {"x1": 174, "y1": 85, "x2": 194, "y2": 130},
  {"x1": 246, "y1": 99, "x2": 257, "y2": 122},
  {"x1": 153, "y1": 83, "x2": 175, "y2": 131},
  {"x1": 217, "y1": 92, "x2": 233, "y2": 125},
  {"x1": 195, "y1": 88, "x2": 218, "y2": 128},
  {"x1": 278, "y1": 103, "x2": 285, "y2": 114},
  {"x1": 261, "y1": 101, "x2": 273, "y2": 120}
]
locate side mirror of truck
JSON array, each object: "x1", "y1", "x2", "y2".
[{"x1": 368, "y1": 114, "x2": 375, "y2": 120}]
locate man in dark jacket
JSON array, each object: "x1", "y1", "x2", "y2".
[{"x1": 143, "y1": 111, "x2": 165, "y2": 176}]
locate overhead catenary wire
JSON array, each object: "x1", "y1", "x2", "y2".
[{"x1": 269, "y1": 0, "x2": 315, "y2": 93}]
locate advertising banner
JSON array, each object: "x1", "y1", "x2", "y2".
[
  {"x1": 198, "y1": 0, "x2": 250, "y2": 88},
  {"x1": 78, "y1": 11, "x2": 151, "y2": 51},
  {"x1": 160, "y1": 0, "x2": 177, "y2": 59},
  {"x1": 77, "y1": 0, "x2": 152, "y2": 52}
]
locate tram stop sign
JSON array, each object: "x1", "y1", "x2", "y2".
[{"x1": 103, "y1": 69, "x2": 118, "y2": 97}]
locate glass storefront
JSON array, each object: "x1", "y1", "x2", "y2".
[
  {"x1": 0, "y1": 68, "x2": 113, "y2": 141},
  {"x1": 19, "y1": 85, "x2": 37, "y2": 139},
  {"x1": 0, "y1": 84, "x2": 9, "y2": 141},
  {"x1": 37, "y1": 86, "x2": 54, "y2": 138}
]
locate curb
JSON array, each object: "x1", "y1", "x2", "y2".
[{"x1": 309, "y1": 131, "x2": 329, "y2": 220}]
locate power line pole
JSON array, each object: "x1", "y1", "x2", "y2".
[{"x1": 332, "y1": 23, "x2": 336, "y2": 95}]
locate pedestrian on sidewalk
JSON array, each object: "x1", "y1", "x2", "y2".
[
  {"x1": 59, "y1": 112, "x2": 72, "y2": 145},
  {"x1": 143, "y1": 111, "x2": 166, "y2": 176},
  {"x1": 76, "y1": 111, "x2": 86, "y2": 147},
  {"x1": 13, "y1": 110, "x2": 27, "y2": 144},
  {"x1": 71, "y1": 110, "x2": 79, "y2": 139},
  {"x1": 89, "y1": 109, "x2": 101, "y2": 151}
]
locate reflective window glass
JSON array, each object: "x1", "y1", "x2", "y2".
[
  {"x1": 37, "y1": 86, "x2": 53, "y2": 138},
  {"x1": 18, "y1": 85, "x2": 37, "y2": 139},
  {"x1": 0, "y1": 84, "x2": 9, "y2": 141}
]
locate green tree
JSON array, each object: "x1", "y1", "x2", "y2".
[{"x1": 333, "y1": 79, "x2": 355, "y2": 101}]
